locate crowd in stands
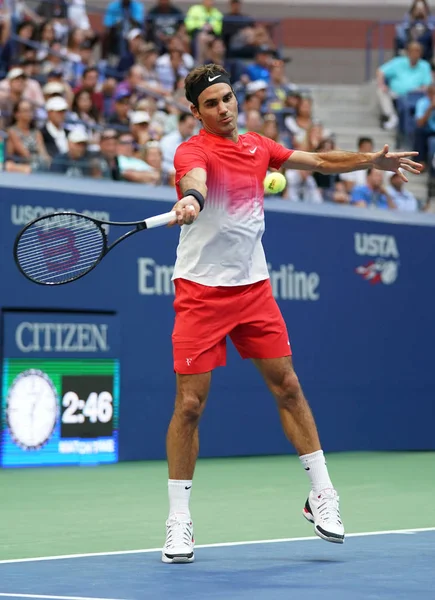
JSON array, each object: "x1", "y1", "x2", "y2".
[{"x1": 0, "y1": 0, "x2": 423, "y2": 211}]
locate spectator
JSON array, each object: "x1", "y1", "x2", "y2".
[
  {"x1": 115, "y1": 131, "x2": 161, "y2": 183},
  {"x1": 160, "y1": 112, "x2": 196, "y2": 172},
  {"x1": 66, "y1": 27, "x2": 86, "y2": 63},
  {"x1": 386, "y1": 172, "x2": 419, "y2": 211},
  {"x1": 414, "y1": 83, "x2": 435, "y2": 169},
  {"x1": 107, "y1": 89, "x2": 132, "y2": 131},
  {"x1": 141, "y1": 140, "x2": 172, "y2": 183},
  {"x1": 395, "y1": 0, "x2": 434, "y2": 63},
  {"x1": 40, "y1": 43, "x2": 69, "y2": 78},
  {"x1": 114, "y1": 64, "x2": 147, "y2": 104},
  {"x1": 0, "y1": 64, "x2": 44, "y2": 110},
  {"x1": 130, "y1": 110, "x2": 151, "y2": 149},
  {"x1": 241, "y1": 109, "x2": 263, "y2": 133},
  {"x1": 44, "y1": 66, "x2": 74, "y2": 106},
  {"x1": 137, "y1": 42, "x2": 169, "y2": 95},
  {"x1": 102, "y1": 0, "x2": 145, "y2": 59},
  {"x1": 237, "y1": 91, "x2": 262, "y2": 129},
  {"x1": 285, "y1": 169, "x2": 323, "y2": 203},
  {"x1": 117, "y1": 28, "x2": 145, "y2": 74},
  {"x1": 350, "y1": 168, "x2": 396, "y2": 210},
  {"x1": 68, "y1": 0, "x2": 92, "y2": 31},
  {"x1": 376, "y1": 41, "x2": 432, "y2": 130},
  {"x1": 261, "y1": 113, "x2": 287, "y2": 146},
  {"x1": 6, "y1": 99, "x2": 50, "y2": 171},
  {"x1": 36, "y1": 0, "x2": 68, "y2": 31},
  {"x1": 97, "y1": 129, "x2": 121, "y2": 180},
  {"x1": 222, "y1": 0, "x2": 254, "y2": 56},
  {"x1": 266, "y1": 60, "x2": 292, "y2": 112},
  {"x1": 185, "y1": 0, "x2": 223, "y2": 63},
  {"x1": 69, "y1": 39, "x2": 103, "y2": 87},
  {"x1": 285, "y1": 95, "x2": 314, "y2": 149},
  {"x1": 204, "y1": 36, "x2": 227, "y2": 68},
  {"x1": 35, "y1": 20, "x2": 56, "y2": 62},
  {"x1": 340, "y1": 137, "x2": 374, "y2": 189},
  {"x1": 69, "y1": 89, "x2": 101, "y2": 142},
  {"x1": 145, "y1": 0, "x2": 185, "y2": 52},
  {"x1": 0, "y1": 10, "x2": 11, "y2": 72},
  {"x1": 0, "y1": 68, "x2": 27, "y2": 128},
  {"x1": 156, "y1": 46, "x2": 190, "y2": 92},
  {"x1": 1, "y1": 21, "x2": 37, "y2": 69},
  {"x1": 41, "y1": 96, "x2": 69, "y2": 157},
  {"x1": 74, "y1": 66, "x2": 104, "y2": 113},
  {"x1": 51, "y1": 128, "x2": 93, "y2": 177},
  {"x1": 245, "y1": 45, "x2": 274, "y2": 83}
]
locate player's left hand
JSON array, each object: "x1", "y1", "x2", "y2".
[
  {"x1": 169, "y1": 196, "x2": 200, "y2": 227},
  {"x1": 372, "y1": 144, "x2": 423, "y2": 182}
]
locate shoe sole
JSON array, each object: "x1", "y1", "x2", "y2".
[
  {"x1": 302, "y1": 508, "x2": 345, "y2": 544},
  {"x1": 161, "y1": 552, "x2": 195, "y2": 564}
]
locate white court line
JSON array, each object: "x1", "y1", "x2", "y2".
[
  {"x1": 0, "y1": 594, "x2": 128, "y2": 600},
  {"x1": 0, "y1": 526, "x2": 434, "y2": 566}
]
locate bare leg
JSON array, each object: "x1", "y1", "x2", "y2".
[
  {"x1": 253, "y1": 356, "x2": 321, "y2": 455},
  {"x1": 166, "y1": 371, "x2": 212, "y2": 480}
]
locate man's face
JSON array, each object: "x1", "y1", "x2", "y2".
[
  {"x1": 179, "y1": 116, "x2": 196, "y2": 138},
  {"x1": 128, "y1": 66, "x2": 143, "y2": 88},
  {"x1": 369, "y1": 170, "x2": 383, "y2": 189},
  {"x1": 359, "y1": 141, "x2": 373, "y2": 153},
  {"x1": 48, "y1": 109, "x2": 66, "y2": 127},
  {"x1": 408, "y1": 43, "x2": 422, "y2": 63},
  {"x1": 117, "y1": 135, "x2": 135, "y2": 157},
  {"x1": 69, "y1": 141, "x2": 87, "y2": 159},
  {"x1": 230, "y1": 0, "x2": 241, "y2": 14},
  {"x1": 193, "y1": 83, "x2": 238, "y2": 138},
  {"x1": 390, "y1": 174, "x2": 402, "y2": 191},
  {"x1": 100, "y1": 136, "x2": 117, "y2": 158},
  {"x1": 10, "y1": 75, "x2": 26, "y2": 94},
  {"x1": 115, "y1": 97, "x2": 131, "y2": 117},
  {"x1": 83, "y1": 70, "x2": 98, "y2": 90}
]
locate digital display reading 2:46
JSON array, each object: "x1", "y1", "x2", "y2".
[{"x1": 61, "y1": 375, "x2": 114, "y2": 438}]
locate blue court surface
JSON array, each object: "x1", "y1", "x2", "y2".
[{"x1": 0, "y1": 528, "x2": 434, "y2": 600}]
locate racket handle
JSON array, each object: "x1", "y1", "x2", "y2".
[{"x1": 144, "y1": 210, "x2": 176, "y2": 229}]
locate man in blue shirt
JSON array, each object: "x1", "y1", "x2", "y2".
[
  {"x1": 351, "y1": 168, "x2": 396, "y2": 210},
  {"x1": 414, "y1": 83, "x2": 435, "y2": 170},
  {"x1": 246, "y1": 46, "x2": 274, "y2": 83},
  {"x1": 376, "y1": 41, "x2": 432, "y2": 130},
  {"x1": 103, "y1": 0, "x2": 145, "y2": 58},
  {"x1": 386, "y1": 173, "x2": 419, "y2": 211}
]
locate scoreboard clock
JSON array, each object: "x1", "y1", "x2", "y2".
[{"x1": 1, "y1": 359, "x2": 119, "y2": 467}]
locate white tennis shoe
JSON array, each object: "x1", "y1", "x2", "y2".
[
  {"x1": 303, "y1": 488, "x2": 345, "y2": 543},
  {"x1": 162, "y1": 513, "x2": 195, "y2": 563}
]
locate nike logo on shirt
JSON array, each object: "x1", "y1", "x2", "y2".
[
  {"x1": 249, "y1": 147, "x2": 257, "y2": 154},
  {"x1": 208, "y1": 75, "x2": 222, "y2": 82}
]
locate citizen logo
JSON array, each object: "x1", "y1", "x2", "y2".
[
  {"x1": 208, "y1": 75, "x2": 222, "y2": 82},
  {"x1": 15, "y1": 322, "x2": 109, "y2": 352}
]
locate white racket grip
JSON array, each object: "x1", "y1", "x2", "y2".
[{"x1": 144, "y1": 210, "x2": 176, "y2": 229}]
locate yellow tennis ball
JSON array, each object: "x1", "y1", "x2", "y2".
[{"x1": 264, "y1": 172, "x2": 286, "y2": 194}]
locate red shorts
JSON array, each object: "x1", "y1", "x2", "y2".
[{"x1": 172, "y1": 278, "x2": 292, "y2": 374}]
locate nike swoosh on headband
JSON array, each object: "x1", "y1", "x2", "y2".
[{"x1": 208, "y1": 75, "x2": 222, "y2": 82}]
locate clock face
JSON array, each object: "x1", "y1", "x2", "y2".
[{"x1": 7, "y1": 370, "x2": 58, "y2": 450}]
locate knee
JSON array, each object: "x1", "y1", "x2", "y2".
[
  {"x1": 175, "y1": 393, "x2": 205, "y2": 423},
  {"x1": 273, "y1": 371, "x2": 303, "y2": 410}
]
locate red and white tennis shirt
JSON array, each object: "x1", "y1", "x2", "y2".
[{"x1": 173, "y1": 129, "x2": 293, "y2": 287}]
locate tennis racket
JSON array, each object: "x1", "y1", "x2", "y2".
[{"x1": 13, "y1": 208, "x2": 183, "y2": 286}]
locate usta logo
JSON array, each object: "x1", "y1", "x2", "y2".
[{"x1": 354, "y1": 233, "x2": 399, "y2": 285}]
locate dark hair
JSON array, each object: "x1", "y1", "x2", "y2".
[
  {"x1": 83, "y1": 66, "x2": 99, "y2": 79},
  {"x1": 357, "y1": 136, "x2": 373, "y2": 148},
  {"x1": 185, "y1": 64, "x2": 230, "y2": 105},
  {"x1": 409, "y1": 0, "x2": 430, "y2": 17},
  {"x1": 72, "y1": 89, "x2": 100, "y2": 121},
  {"x1": 179, "y1": 112, "x2": 194, "y2": 123},
  {"x1": 10, "y1": 99, "x2": 36, "y2": 128}
]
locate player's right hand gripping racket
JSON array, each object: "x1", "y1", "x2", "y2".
[{"x1": 13, "y1": 209, "x2": 178, "y2": 286}]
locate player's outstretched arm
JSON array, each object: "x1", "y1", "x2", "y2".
[
  {"x1": 285, "y1": 146, "x2": 422, "y2": 182},
  {"x1": 169, "y1": 167, "x2": 208, "y2": 227}
]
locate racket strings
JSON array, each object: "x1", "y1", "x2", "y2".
[{"x1": 16, "y1": 215, "x2": 106, "y2": 284}]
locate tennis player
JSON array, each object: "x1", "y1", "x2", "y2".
[{"x1": 162, "y1": 64, "x2": 422, "y2": 563}]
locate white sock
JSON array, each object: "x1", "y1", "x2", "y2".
[
  {"x1": 168, "y1": 479, "x2": 192, "y2": 518},
  {"x1": 299, "y1": 450, "x2": 333, "y2": 494}
]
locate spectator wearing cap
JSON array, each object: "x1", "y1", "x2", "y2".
[
  {"x1": 160, "y1": 112, "x2": 196, "y2": 173},
  {"x1": 51, "y1": 128, "x2": 93, "y2": 177},
  {"x1": 245, "y1": 46, "x2": 274, "y2": 83},
  {"x1": 97, "y1": 129, "x2": 122, "y2": 180},
  {"x1": 43, "y1": 81, "x2": 66, "y2": 100},
  {"x1": 74, "y1": 66, "x2": 104, "y2": 113},
  {"x1": 130, "y1": 110, "x2": 151, "y2": 149},
  {"x1": 222, "y1": 0, "x2": 255, "y2": 57},
  {"x1": 386, "y1": 173, "x2": 419, "y2": 211},
  {"x1": 0, "y1": 65, "x2": 44, "y2": 109},
  {"x1": 41, "y1": 96, "x2": 69, "y2": 157},
  {"x1": 44, "y1": 66, "x2": 74, "y2": 106},
  {"x1": 0, "y1": 69, "x2": 27, "y2": 128},
  {"x1": 145, "y1": 0, "x2": 185, "y2": 52},
  {"x1": 117, "y1": 28, "x2": 145, "y2": 74},
  {"x1": 107, "y1": 89, "x2": 132, "y2": 131},
  {"x1": 115, "y1": 131, "x2": 161, "y2": 184},
  {"x1": 6, "y1": 99, "x2": 50, "y2": 172},
  {"x1": 102, "y1": 0, "x2": 145, "y2": 59}
]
